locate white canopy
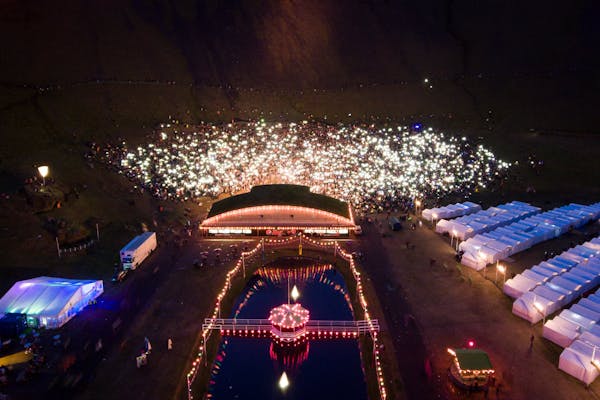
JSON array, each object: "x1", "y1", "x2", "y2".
[
  {"x1": 559, "y1": 340, "x2": 600, "y2": 385},
  {"x1": 543, "y1": 316, "x2": 582, "y2": 348},
  {"x1": 460, "y1": 203, "x2": 600, "y2": 270},
  {"x1": 0, "y1": 276, "x2": 103, "y2": 329},
  {"x1": 503, "y1": 275, "x2": 539, "y2": 299}
]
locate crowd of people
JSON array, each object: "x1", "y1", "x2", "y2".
[{"x1": 95, "y1": 120, "x2": 510, "y2": 214}]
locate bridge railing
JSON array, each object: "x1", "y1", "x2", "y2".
[{"x1": 202, "y1": 318, "x2": 379, "y2": 333}]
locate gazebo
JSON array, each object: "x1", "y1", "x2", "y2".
[{"x1": 447, "y1": 348, "x2": 495, "y2": 389}]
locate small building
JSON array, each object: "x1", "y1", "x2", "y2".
[
  {"x1": 448, "y1": 348, "x2": 495, "y2": 388},
  {"x1": 200, "y1": 184, "x2": 358, "y2": 236},
  {"x1": 0, "y1": 277, "x2": 104, "y2": 329}
]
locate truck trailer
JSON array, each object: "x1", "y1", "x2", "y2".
[{"x1": 120, "y1": 232, "x2": 157, "y2": 270}]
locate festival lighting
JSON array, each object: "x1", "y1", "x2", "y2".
[
  {"x1": 269, "y1": 303, "x2": 310, "y2": 331},
  {"x1": 37, "y1": 165, "x2": 49, "y2": 186},
  {"x1": 279, "y1": 371, "x2": 290, "y2": 391},
  {"x1": 185, "y1": 234, "x2": 388, "y2": 400},
  {"x1": 100, "y1": 122, "x2": 510, "y2": 211},
  {"x1": 291, "y1": 285, "x2": 300, "y2": 302}
]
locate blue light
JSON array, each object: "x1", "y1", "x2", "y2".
[{"x1": 412, "y1": 123, "x2": 422, "y2": 131}]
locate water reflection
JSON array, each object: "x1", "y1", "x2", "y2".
[{"x1": 207, "y1": 258, "x2": 367, "y2": 400}]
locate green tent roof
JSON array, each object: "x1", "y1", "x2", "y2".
[
  {"x1": 453, "y1": 349, "x2": 493, "y2": 371},
  {"x1": 207, "y1": 184, "x2": 350, "y2": 219}
]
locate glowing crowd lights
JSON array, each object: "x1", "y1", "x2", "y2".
[{"x1": 99, "y1": 121, "x2": 510, "y2": 211}]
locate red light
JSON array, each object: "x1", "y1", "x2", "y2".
[{"x1": 468, "y1": 340, "x2": 475, "y2": 348}]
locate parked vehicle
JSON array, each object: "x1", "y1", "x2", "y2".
[
  {"x1": 111, "y1": 269, "x2": 129, "y2": 283},
  {"x1": 120, "y1": 232, "x2": 157, "y2": 270},
  {"x1": 388, "y1": 216, "x2": 402, "y2": 231}
]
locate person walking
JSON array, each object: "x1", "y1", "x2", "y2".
[{"x1": 529, "y1": 334, "x2": 534, "y2": 349}]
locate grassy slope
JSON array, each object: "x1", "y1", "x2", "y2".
[{"x1": 0, "y1": 0, "x2": 598, "y2": 283}]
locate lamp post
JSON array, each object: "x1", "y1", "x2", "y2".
[
  {"x1": 533, "y1": 302, "x2": 546, "y2": 325},
  {"x1": 453, "y1": 230, "x2": 460, "y2": 251},
  {"x1": 38, "y1": 165, "x2": 49, "y2": 186},
  {"x1": 496, "y1": 263, "x2": 506, "y2": 285}
]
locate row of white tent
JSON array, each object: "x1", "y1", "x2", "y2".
[
  {"x1": 559, "y1": 335, "x2": 600, "y2": 385},
  {"x1": 504, "y1": 237, "x2": 600, "y2": 299},
  {"x1": 509, "y1": 237, "x2": 600, "y2": 324},
  {"x1": 435, "y1": 201, "x2": 540, "y2": 241},
  {"x1": 459, "y1": 203, "x2": 600, "y2": 270},
  {"x1": 540, "y1": 287, "x2": 600, "y2": 385},
  {"x1": 544, "y1": 287, "x2": 600, "y2": 348},
  {"x1": 422, "y1": 201, "x2": 481, "y2": 222}
]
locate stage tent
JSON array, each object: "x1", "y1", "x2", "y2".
[
  {"x1": 0, "y1": 277, "x2": 103, "y2": 329},
  {"x1": 559, "y1": 340, "x2": 600, "y2": 385}
]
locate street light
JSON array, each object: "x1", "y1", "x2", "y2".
[
  {"x1": 278, "y1": 371, "x2": 290, "y2": 391},
  {"x1": 496, "y1": 263, "x2": 506, "y2": 285},
  {"x1": 451, "y1": 229, "x2": 458, "y2": 250},
  {"x1": 533, "y1": 301, "x2": 546, "y2": 325},
  {"x1": 38, "y1": 165, "x2": 49, "y2": 186}
]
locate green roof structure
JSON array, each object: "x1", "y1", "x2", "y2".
[
  {"x1": 453, "y1": 349, "x2": 494, "y2": 371},
  {"x1": 207, "y1": 184, "x2": 350, "y2": 219}
]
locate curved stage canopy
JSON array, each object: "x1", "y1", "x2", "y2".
[{"x1": 201, "y1": 184, "x2": 357, "y2": 235}]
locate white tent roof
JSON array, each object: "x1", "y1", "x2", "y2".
[
  {"x1": 559, "y1": 340, "x2": 600, "y2": 385},
  {"x1": 543, "y1": 316, "x2": 582, "y2": 348},
  {"x1": 0, "y1": 276, "x2": 102, "y2": 319},
  {"x1": 503, "y1": 275, "x2": 539, "y2": 299}
]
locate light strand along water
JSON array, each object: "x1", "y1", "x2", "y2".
[{"x1": 207, "y1": 260, "x2": 368, "y2": 400}]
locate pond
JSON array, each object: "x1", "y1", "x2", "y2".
[{"x1": 207, "y1": 259, "x2": 368, "y2": 400}]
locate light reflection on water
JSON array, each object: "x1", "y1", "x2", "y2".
[{"x1": 207, "y1": 261, "x2": 368, "y2": 400}]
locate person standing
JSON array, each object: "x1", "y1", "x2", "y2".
[
  {"x1": 529, "y1": 334, "x2": 534, "y2": 349},
  {"x1": 168, "y1": 338, "x2": 173, "y2": 350}
]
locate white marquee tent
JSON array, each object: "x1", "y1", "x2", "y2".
[
  {"x1": 460, "y1": 203, "x2": 600, "y2": 270},
  {"x1": 559, "y1": 339, "x2": 600, "y2": 385},
  {"x1": 435, "y1": 201, "x2": 540, "y2": 240},
  {"x1": 422, "y1": 201, "x2": 481, "y2": 222},
  {"x1": 0, "y1": 277, "x2": 103, "y2": 329}
]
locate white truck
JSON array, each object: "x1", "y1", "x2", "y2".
[{"x1": 120, "y1": 232, "x2": 157, "y2": 270}]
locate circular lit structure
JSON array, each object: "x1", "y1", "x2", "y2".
[{"x1": 269, "y1": 303, "x2": 310, "y2": 342}]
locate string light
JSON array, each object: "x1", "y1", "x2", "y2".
[{"x1": 186, "y1": 234, "x2": 388, "y2": 400}]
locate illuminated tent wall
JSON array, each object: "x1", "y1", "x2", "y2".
[
  {"x1": 0, "y1": 277, "x2": 103, "y2": 329},
  {"x1": 201, "y1": 184, "x2": 357, "y2": 235}
]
